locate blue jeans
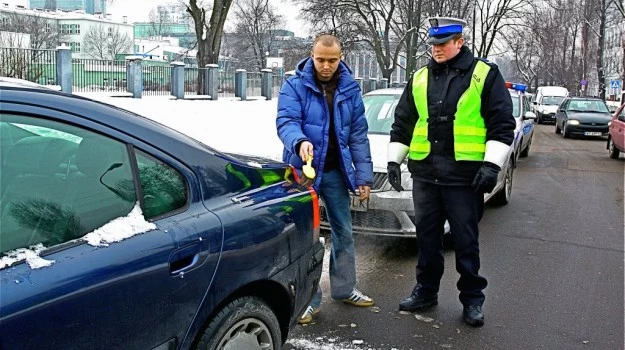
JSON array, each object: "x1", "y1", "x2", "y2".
[{"x1": 309, "y1": 169, "x2": 356, "y2": 308}]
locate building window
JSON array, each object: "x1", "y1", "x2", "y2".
[
  {"x1": 76, "y1": 24, "x2": 80, "y2": 34},
  {"x1": 108, "y1": 27, "x2": 113, "y2": 37}
]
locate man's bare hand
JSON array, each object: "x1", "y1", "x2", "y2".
[
  {"x1": 299, "y1": 141, "x2": 314, "y2": 162},
  {"x1": 358, "y1": 185, "x2": 371, "y2": 201}
]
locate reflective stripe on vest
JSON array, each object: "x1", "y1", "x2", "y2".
[{"x1": 409, "y1": 60, "x2": 491, "y2": 161}]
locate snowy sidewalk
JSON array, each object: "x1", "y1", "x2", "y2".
[{"x1": 76, "y1": 93, "x2": 284, "y2": 162}]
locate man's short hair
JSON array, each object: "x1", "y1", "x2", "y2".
[{"x1": 312, "y1": 34, "x2": 342, "y2": 50}]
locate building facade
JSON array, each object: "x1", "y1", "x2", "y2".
[
  {"x1": 29, "y1": 0, "x2": 108, "y2": 15},
  {"x1": 603, "y1": 4, "x2": 624, "y2": 101}
]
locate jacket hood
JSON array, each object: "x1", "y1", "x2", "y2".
[{"x1": 295, "y1": 57, "x2": 358, "y2": 93}]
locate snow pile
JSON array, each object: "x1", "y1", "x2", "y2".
[
  {"x1": 83, "y1": 203, "x2": 156, "y2": 246},
  {"x1": 0, "y1": 244, "x2": 55, "y2": 269}
]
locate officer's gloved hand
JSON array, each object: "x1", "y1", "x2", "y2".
[
  {"x1": 472, "y1": 162, "x2": 501, "y2": 193},
  {"x1": 387, "y1": 162, "x2": 404, "y2": 192}
]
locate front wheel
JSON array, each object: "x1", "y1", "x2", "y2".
[
  {"x1": 555, "y1": 122, "x2": 561, "y2": 134},
  {"x1": 196, "y1": 297, "x2": 281, "y2": 350},
  {"x1": 609, "y1": 138, "x2": 621, "y2": 159},
  {"x1": 520, "y1": 137, "x2": 531, "y2": 158}
]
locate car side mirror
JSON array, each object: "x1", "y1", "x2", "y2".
[
  {"x1": 532, "y1": 101, "x2": 538, "y2": 105},
  {"x1": 524, "y1": 111, "x2": 537, "y2": 120},
  {"x1": 558, "y1": 109, "x2": 565, "y2": 112}
]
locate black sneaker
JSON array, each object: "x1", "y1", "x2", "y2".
[{"x1": 463, "y1": 305, "x2": 484, "y2": 327}]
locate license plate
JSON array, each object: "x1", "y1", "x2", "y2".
[
  {"x1": 350, "y1": 195, "x2": 369, "y2": 212},
  {"x1": 584, "y1": 132, "x2": 602, "y2": 136}
]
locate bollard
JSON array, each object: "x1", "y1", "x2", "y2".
[
  {"x1": 261, "y1": 68, "x2": 273, "y2": 100},
  {"x1": 206, "y1": 64, "x2": 219, "y2": 101},
  {"x1": 355, "y1": 77, "x2": 364, "y2": 93},
  {"x1": 55, "y1": 46, "x2": 72, "y2": 93},
  {"x1": 235, "y1": 69, "x2": 247, "y2": 101},
  {"x1": 380, "y1": 78, "x2": 389, "y2": 89},
  {"x1": 127, "y1": 56, "x2": 143, "y2": 98},
  {"x1": 368, "y1": 78, "x2": 377, "y2": 92},
  {"x1": 170, "y1": 61, "x2": 185, "y2": 99}
]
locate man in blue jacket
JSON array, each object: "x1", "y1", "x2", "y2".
[{"x1": 276, "y1": 34, "x2": 374, "y2": 325}]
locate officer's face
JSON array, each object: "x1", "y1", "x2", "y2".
[
  {"x1": 432, "y1": 37, "x2": 464, "y2": 63},
  {"x1": 311, "y1": 42, "x2": 342, "y2": 82}
]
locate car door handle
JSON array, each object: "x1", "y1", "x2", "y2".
[{"x1": 169, "y1": 243, "x2": 202, "y2": 276}]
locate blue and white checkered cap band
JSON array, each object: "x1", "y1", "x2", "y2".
[{"x1": 429, "y1": 25, "x2": 463, "y2": 37}]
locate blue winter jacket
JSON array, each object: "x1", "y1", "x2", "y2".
[{"x1": 276, "y1": 57, "x2": 373, "y2": 192}]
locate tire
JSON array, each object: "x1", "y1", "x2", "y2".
[
  {"x1": 555, "y1": 122, "x2": 561, "y2": 134},
  {"x1": 537, "y1": 114, "x2": 542, "y2": 124},
  {"x1": 489, "y1": 159, "x2": 513, "y2": 206},
  {"x1": 562, "y1": 123, "x2": 569, "y2": 138},
  {"x1": 609, "y1": 138, "x2": 621, "y2": 159},
  {"x1": 520, "y1": 137, "x2": 531, "y2": 158},
  {"x1": 196, "y1": 296, "x2": 281, "y2": 350}
]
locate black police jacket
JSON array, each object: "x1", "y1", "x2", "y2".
[{"x1": 390, "y1": 46, "x2": 515, "y2": 185}]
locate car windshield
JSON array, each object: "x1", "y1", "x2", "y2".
[
  {"x1": 566, "y1": 100, "x2": 610, "y2": 113},
  {"x1": 542, "y1": 96, "x2": 565, "y2": 105},
  {"x1": 363, "y1": 94, "x2": 400, "y2": 134},
  {"x1": 510, "y1": 93, "x2": 520, "y2": 117}
]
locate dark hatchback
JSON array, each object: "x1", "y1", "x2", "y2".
[
  {"x1": 0, "y1": 80, "x2": 324, "y2": 350},
  {"x1": 555, "y1": 97, "x2": 613, "y2": 137}
]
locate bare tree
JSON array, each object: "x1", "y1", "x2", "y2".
[
  {"x1": 232, "y1": 0, "x2": 285, "y2": 71},
  {"x1": 473, "y1": 0, "x2": 527, "y2": 58},
  {"x1": 83, "y1": 25, "x2": 132, "y2": 59},
  {"x1": 148, "y1": 7, "x2": 171, "y2": 37},
  {"x1": 0, "y1": 12, "x2": 66, "y2": 50},
  {"x1": 185, "y1": 0, "x2": 234, "y2": 94}
]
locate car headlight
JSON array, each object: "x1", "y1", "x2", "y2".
[
  {"x1": 567, "y1": 120, "x2": 580, "y2": 125},
  {"x1": 608, "y1": 121, "x2": 612, "y2": 127},
  {"x1": 401, "y1": 172, "x2": 412, "y2": 191}
]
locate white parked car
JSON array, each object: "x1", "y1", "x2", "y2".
[{"x1": 320, "y1": 88, "x2": 525, "y2": 237}]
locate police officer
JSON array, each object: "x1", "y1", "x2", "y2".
[{"x1": 386, "y1": 17, "x2": 515, "y2": 327}]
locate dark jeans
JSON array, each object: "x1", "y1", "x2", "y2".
[{"x1": 412, "y1": 180, "x2": 488, "y2": 306}]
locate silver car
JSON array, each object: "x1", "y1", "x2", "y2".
[{"x1": 321, "y1": 88, "x2": 527, "y2": 237}]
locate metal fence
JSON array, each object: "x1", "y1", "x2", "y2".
[
  {"x1": 72, "y1": 59, "x2": 127, "y2": 93},
  {"x1": 0, "y1": 48, "x2": 57, "y2": 85},
  {"x1": 218, "y1": 71, "x2": 235, "y2": 97},
  {"x1": 184, "y1": 67, "x2": 199, "y2": 96},
  {"x1": 247, "y1": 72, "x2": 262, "y2": 97},
  {"x1": 272, "y1": 74, "x2": 283, "y2": 98},
  {"x1": 143, "y1": 65, "x2": 172, "y2": 96}
]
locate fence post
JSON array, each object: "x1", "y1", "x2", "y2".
[
  {"x1": 368, "y1": 78, "x2": 377, "y2": 92},
  {"x1": 380, "y1": 78, "x2": 389, "y2": 89},
  {"x1": 355, "y1": 77, "x2": 364, "y2": 93},
  {"x1": 206, "y1": 64, "x2": 219, "y2": 101},
  {"x1": 261, "y1": 68, "x2": 273, "y2": 100},
  {"x1": 170, "y1": 61, "x2": 185, "y2": 99},
  {"x1": 127, "y1": 56, "x2": 143, "y2": 98},
  {"x1": 125, "y1": 57, "x2": 133, "y2": 93},
  {"x1": 55, "y1": 45, "x2": 72, "y2": 93},
  {"x1": 235, "y1": 69, "x2": 247, "y2": 101}
]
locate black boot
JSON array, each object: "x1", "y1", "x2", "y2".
[
  {"x1": 398, "y1": 288, "x2": 438, "y2": 312},
  {"x1": 463, "y1": 305, "x2": 484, "y2": 327}
]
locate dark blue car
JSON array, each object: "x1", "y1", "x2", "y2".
[{"x1": 0, "y1": 79, "x2": 324, "y2": 350}]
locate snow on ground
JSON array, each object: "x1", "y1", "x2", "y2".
[{"x1": 76, "y1": 93, "x2": 285, "y2": 162}]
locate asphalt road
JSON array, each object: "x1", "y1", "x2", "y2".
[{"x1": 284, "y1": 124, "x2": 624, "y2": 350}]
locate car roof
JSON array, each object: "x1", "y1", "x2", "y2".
[
  {"x1": 364, "y1": 88, "x2": 404, "y2": 96},
  {"x1": 568, "y1": 96, "x2": 603, "y2": 101},
  {"x1": 0, "y1": 77, "x2": 62, "y2": 91}
]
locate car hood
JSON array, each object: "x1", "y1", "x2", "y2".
[{"x1": 566, "y1": 112, "x2": 613, "y2": 123}]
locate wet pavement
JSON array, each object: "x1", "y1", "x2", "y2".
[{"x1": 284, "y1": 124, "x2": 625, "y2": 350}]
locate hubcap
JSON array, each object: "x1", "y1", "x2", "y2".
[
  {"x1": 219, "y1": 318, "x2": 273, "y2": 350},
  {"x1": 505, "y1": 164, "x2": 513, "y2": 200}
]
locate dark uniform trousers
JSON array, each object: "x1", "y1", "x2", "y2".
[{"x1": 411, "y1": 179, "x2": 488, "y2": 307}]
